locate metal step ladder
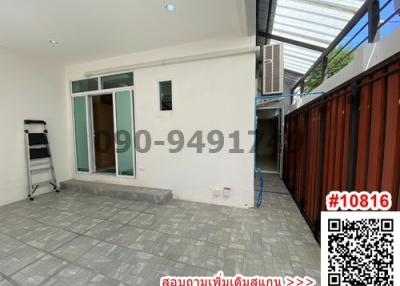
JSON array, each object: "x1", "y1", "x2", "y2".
[{"x1": 24, "y1": 120, "x2": 59, "y2": 201}]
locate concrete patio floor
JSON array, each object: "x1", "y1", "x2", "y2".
[{"x1": 0, "y1": 177, "x2": 320, "y2": 286}]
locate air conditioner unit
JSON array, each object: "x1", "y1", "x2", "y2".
[{"x1": 262, "y1": 43, "x2": 284, "y2": 95}]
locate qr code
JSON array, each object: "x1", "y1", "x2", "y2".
[{"x1": 322, "y1": 212, "x2": 400, "y2": 286}]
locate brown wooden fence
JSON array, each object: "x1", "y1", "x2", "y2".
[{"x1": 283, "y1": 53, "x2": 400, "y2": 241}]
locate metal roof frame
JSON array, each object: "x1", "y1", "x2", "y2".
[
  {"x1": 258, "y1": 32, "x2": 325, "y2": 52},
  {"x1": 292, "y1": 0, "x2": 379, "y2": 91},
  {"x1": 257, "y1": 0, "x2": 367, "y2": 79}
]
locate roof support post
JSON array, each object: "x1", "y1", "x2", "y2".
[
  {"x1": 297, "y1": 80, "x2": 305, "y2": 101},
  {"x1": 347, "y1": 80, "x2": 361, "y2": 191},
  {"x1": 321, "y1": 56, "x2": 328, "y2": 83},
  {"x1": 314, "y1": 97, "x2": 326, "y2": 242},
  {"x1": 264, "y1": 0, "x2": 274, "y2": 45},
  {"x1": 368, "y1": 0, "x2": 380, "y2": 43},
  {"x1": 291, "y1": 80, "x2": 305, "y2": 103}
]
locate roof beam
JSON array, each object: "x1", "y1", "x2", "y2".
[
  {"x1": 256, "y1": 0, "x2": 259, "y2": 34},
  {"x1": 273, "y1": 28, "x2": 332, "y2": 45},
  {"x1": 264, "y1": 0, "x2": 275, "y2": 45},
  {"x1": 258, "y1": 31, "x2": 326, "y2": 52}
]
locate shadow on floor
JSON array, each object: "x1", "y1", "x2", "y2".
[{"x1": 0, "y1": 179, "x2": 320, "y2": 286}]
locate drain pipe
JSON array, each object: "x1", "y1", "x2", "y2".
[{"x1": 255, "y1": 168, "x2": 264, "y2": 208}]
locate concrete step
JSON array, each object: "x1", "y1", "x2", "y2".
[{"x1": 60, "y1": 180, "x2": 173, "y2": 204}]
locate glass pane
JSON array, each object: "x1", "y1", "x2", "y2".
[
  {"x1": 72, "y1": 78, "x2": 98, "y2": 93},
  {"x1": 73, "y1": 96, "x2": 89, "y2": 172},
  {"x1": 115, "y1": 90, "x2": 135, "y2": 176},
  {"x1": 378, "y1": 0, "x2": 400, "y2": 40},
  {"x1": 159, "y1": 81, "x2": 172, "y2": 111},
  {"x1": 101, "y1": 73, "x2": 134, "y2": 89}
]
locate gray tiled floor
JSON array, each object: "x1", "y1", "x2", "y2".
[{"x1": 0, "y1": 176, "x2": 320, "y2": 285}]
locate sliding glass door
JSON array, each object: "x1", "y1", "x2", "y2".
[
  {"x1": 114, "y1": 90, "x2": 135, "y2": 177},
  {"x1": 73, "y1": 90, "x2": 135, "y2": 177},
  {"x1": 73, "y1": 96, "x2": 90, "y2": 172}
]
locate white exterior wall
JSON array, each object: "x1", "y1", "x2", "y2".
[
  {"x1": 0, "y1": 47, "x2": 70, "y2": 206},
  {"x1": 65, "y1": 37, "x2": 256, "y2": 208}
]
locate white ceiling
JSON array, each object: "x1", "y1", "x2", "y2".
[{"x1": 0, "y1": 0, "x2": 253, "y2": 64}]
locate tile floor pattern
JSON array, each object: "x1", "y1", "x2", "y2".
[{"x1": 0, "y1": 179, "x2": 320, "y2": 285}]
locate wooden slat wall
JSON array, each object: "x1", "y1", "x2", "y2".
[
  {"x1": 321, "y1": 89, "x2": 352, "y2": 210},
  {"x1": 283, "y1": 56, "x2": 400, "y2": 240},
  {"x1": 381, "y1": 62, "x2": 400, "y2": 210}
]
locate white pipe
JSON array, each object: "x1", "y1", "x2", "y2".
[{"x1": 85, "y1": 46, "x2": 259, "y2": 77}]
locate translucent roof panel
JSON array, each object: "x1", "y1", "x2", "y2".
[
  {"x1": 271, "y1": 40, "x2": 322, "y2": 74},
  {"x1": 271, "y1": 0, "x2": 365, "y2": 74}
]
